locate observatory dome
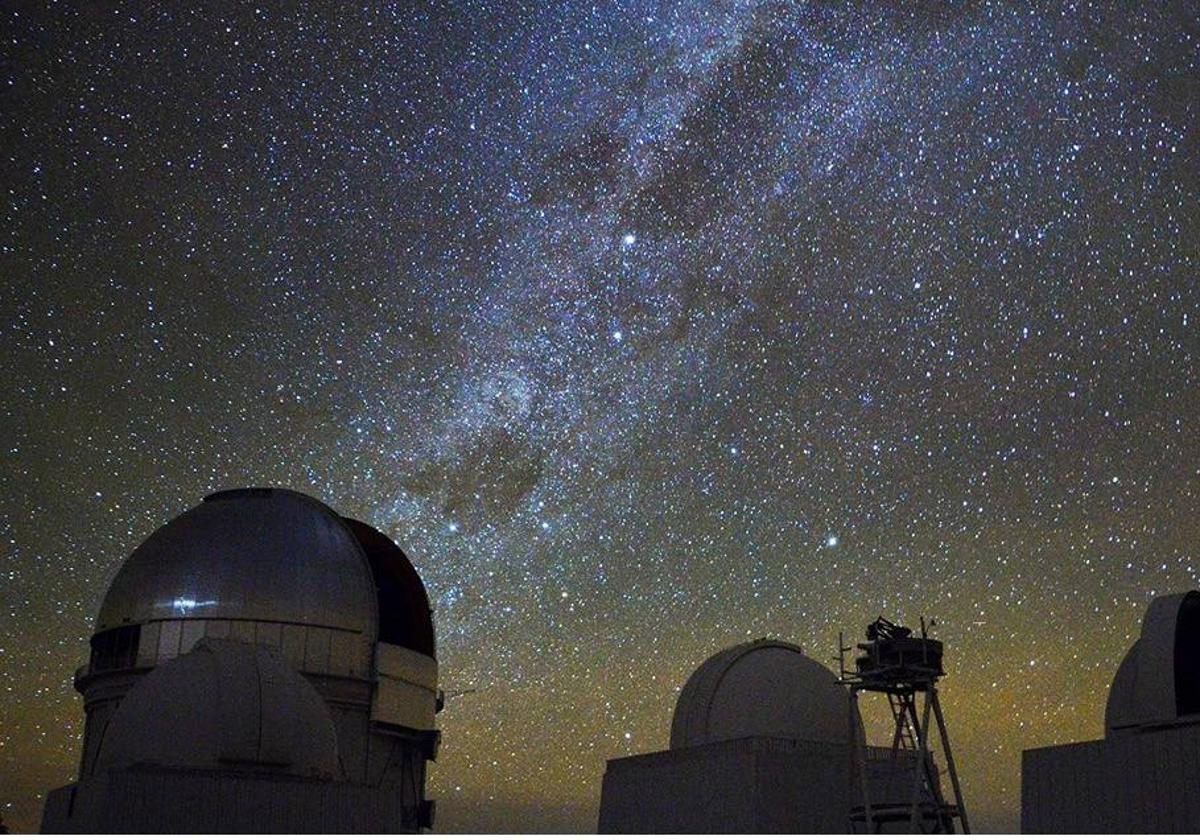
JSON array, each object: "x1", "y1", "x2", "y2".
[
  {"x1": 670, "y1": 638, "x2": 856, "y2": 750},
  {"x1": 96, "y1": 488, "x2": 379, "y2": 635},
  {"x1": 1105, "y1": 590, "x2": 1200, "y2": 733},
  {"x1": 94, "y1": 638, "x2": 339, "y2": 778}
]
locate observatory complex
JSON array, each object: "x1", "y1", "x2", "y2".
[
  {"x1": 1022, "y1": 590, "x2": 1200, "y2": 833},
  {"x1": 41, "y1": 488, "x2": 440, "y2": 833},
  {"x1": 598, "y1": 625, "x2": 965, "y2": 833},
  {"x1": 42, "y1": 483, "x2": 1200, "y2": 834}
]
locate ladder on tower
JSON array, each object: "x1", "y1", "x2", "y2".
[{"x1": 888, "y1": 693, "x2": 917, "y2": 752}]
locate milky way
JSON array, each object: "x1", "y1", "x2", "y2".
[{"x1": 3, "y1": 1, "x2": 1198, "y2": 831}]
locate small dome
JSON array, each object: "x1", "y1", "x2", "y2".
[
  {"x1": 670, "y1": 639, "x2": 856, "y2": 749},
  {"x1": 96, "y1": 488, "x2": 378, "y2": 636},
  {"x1": 1105, "y1": 642, "x2": 1140, "y2": 732},
  {"x1": 1105, "y1": 590, "x2": 1200, "y2": 734},
  {"x1": 95, "y1": 638, "x2": 339, "y2": 778}
]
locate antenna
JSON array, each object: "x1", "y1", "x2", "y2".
[{"x1": 435, "y1": 687, "x2": 478, "y2": 712}]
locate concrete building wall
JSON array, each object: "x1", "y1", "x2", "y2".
[
  {"x1": 752, "y1": 739, "x2": 854, "y2": 832},
  {"x1": 1022, "y1": 722, "x2": 1200, "y2": 833},
  {"x1": 41, "y1": 767, "x2": 409, "y2": 834},
  {"x1": 598, "y1": 736, "x2": 853, "y2": 833}
]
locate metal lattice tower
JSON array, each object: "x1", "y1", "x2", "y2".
[{"x1": 837, "y1": 617, "x2": 970, "y2": 834}]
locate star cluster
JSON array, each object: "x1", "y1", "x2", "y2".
[{"x1": 2, "y1": 1, "x2": 1198, "y2": 831}]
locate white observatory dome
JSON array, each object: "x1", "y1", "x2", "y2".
[
  {"x1": 94, "y1": 638, "x2": 339, "y2": 778},
  {"x1": 1105, "y1": 590, "x2": 1200, "y2": 734},
  {"x1": 96, "y1": 488, "x2": 379, "y2": 635},
  {"x1": 51, "y1": 489, "x2": 442, "y2": 834},
  {"x1": 670, "y1": 638, "x2": 857, "y2": 749}
]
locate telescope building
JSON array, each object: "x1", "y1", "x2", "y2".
[
  {"x1": 1023, "y1": 590, "x2": 1200, "y2": 833},
  {"x1": 41, "y1": 487, "x2": 441, "y2": 833},
  {"x1": 597, "y1": 634, "x2": 960, "y2": 833}
]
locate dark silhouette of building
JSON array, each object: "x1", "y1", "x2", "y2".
[
  {"x1": 41, "y1": 488, "x2": 440, "y2": 833},
  {"x1": 1023, "y1": 591, "x2": 1200, "y2": 832},
  {"x1": 598, "y1": 639, "x2": 859, "y2": 833},
  {"x1": 599, "y1": 637, "x2": 961, "y2": 833}
]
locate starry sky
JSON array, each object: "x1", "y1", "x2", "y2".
[{"x1": 2, "y1": 0, "x2": 1198, "y2": 832}]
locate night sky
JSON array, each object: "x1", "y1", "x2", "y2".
[{"x1": 3, "y1": 1, "x2": 1199, "y2": 832}]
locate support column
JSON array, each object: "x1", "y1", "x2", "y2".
[
  {"x1": 932, "y1": 688, "x2": 971, "y2": 834},
  {"x1": 908, "y1": 690, "x2": 934, "y2": 832}
]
